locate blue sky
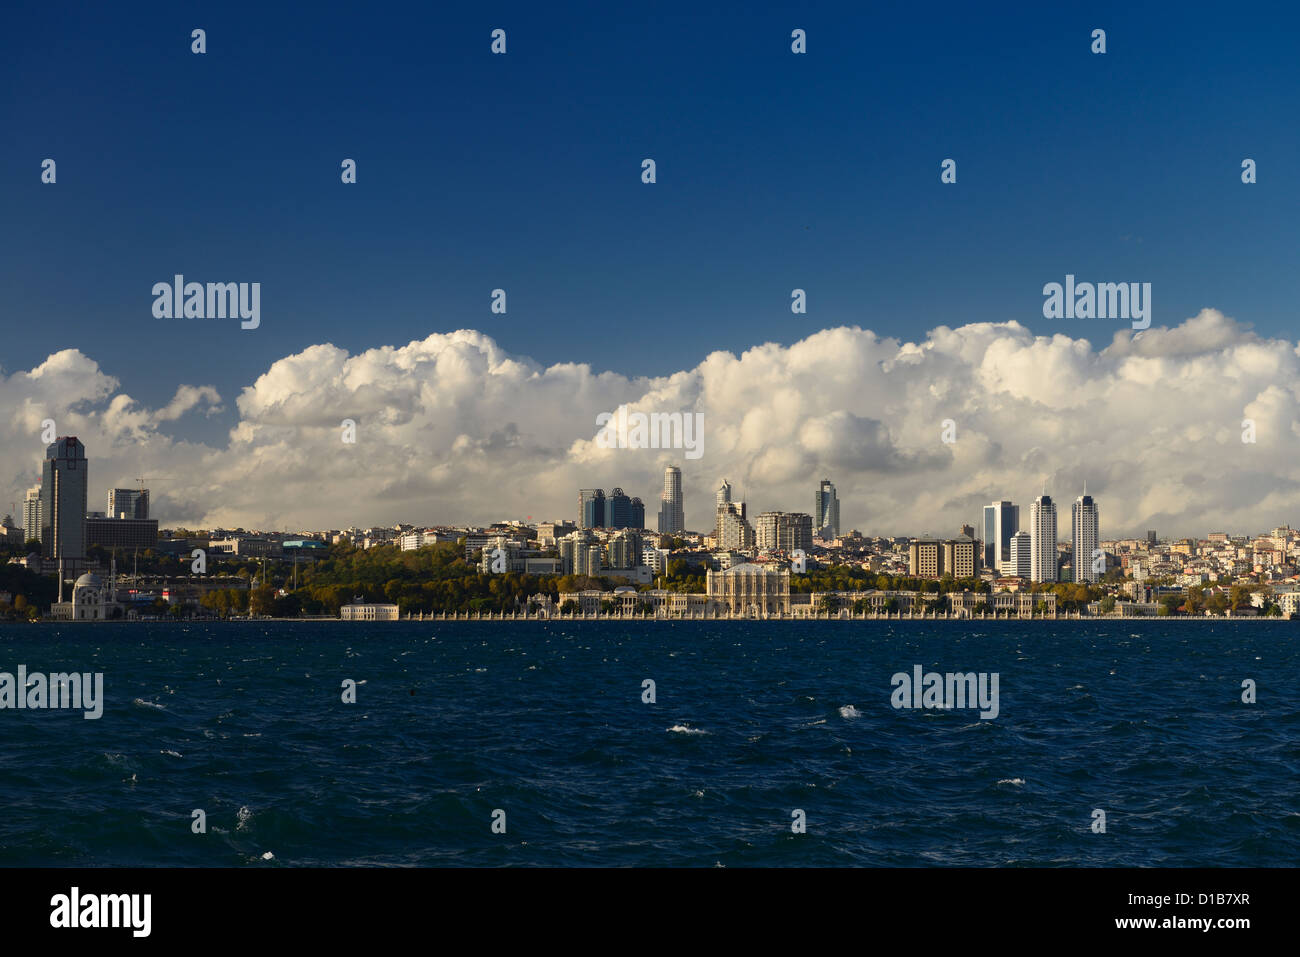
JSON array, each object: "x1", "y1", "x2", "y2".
[{"x1": 3, "y1": 0, "x2": 1298, "y2": 428}]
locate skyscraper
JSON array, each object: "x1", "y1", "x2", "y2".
[
  {"x1": 814, "y1": 479, "x2": 840, "y2": 538},
  {"x1": 982, "y1": 501, "x2": 1019, "y2": 571},
  {"x1": 714, "y1": 479, "x2": 754, "y2": 549},
  {"x1": 755, "y1": 512, "x2": 813, "y2": 552},
  {"x1": 1072, "y1": 492, "x2": 1100, "y2": 583},
  {"x1": 658, "y1": 466, "x2": 684, "y2": 534},
  {"x1": 1006, "y1": 530, "x2": 1032, "y2": 578},
  {"x1": 41, "y1": 437, "x2": 89, "y2": 596},
  {"x1": 715, "y1": 505, "x2": 755, "y2": 550},
  {"x1": 629, "y1": 497, "x2": 645, "y2": 530},
  {"x1": 578, "y1": 488, "x2": 605, "y2": 529},
  {"x1": 559, "y1": 529, "x2": 602, "y2": 575},
  {"x1": 606, "y1": 488, "x2": 633, "y2": 529},
  {"x1": 22, "y1": 484, "x2": 41, "y2": 544},
  {"x1": 1029, "y1": 494, "x2": 1058, "y2": 583},
  {"x1": 107, "y1": 487, "x2": 150, "y2": 520}
]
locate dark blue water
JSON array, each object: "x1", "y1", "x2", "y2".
[{"x1": 0, "y1": 620, "x2": 1296, "y2": 866}]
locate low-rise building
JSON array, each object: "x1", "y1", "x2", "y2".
[
  {"x1": 706, "y1": 562, "x2": 790, "y2": 617},
  {"x1": 340, "y1": 603, "x2": 399, "y2": 621}
]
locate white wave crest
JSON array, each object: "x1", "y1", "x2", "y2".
[{"x1": 666, "y1": 724, "x2": 707, "y2": 735}]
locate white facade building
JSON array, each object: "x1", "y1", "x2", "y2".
[
  {"x1": 1003, "y1": 530, "x2": 1032, "y2": 578},
  {"x1": 657, "y1": 466, "x2": 685, "y2": 534},
  {"x1": 1029, "y1": 495, "x2": 1058, "y2": 583},
  {"x1": 340, "y1": 603, "x2": 399, "y2": 621},
  {"x1": 1072, "y1": 493, "x2": 1100, "y2": 583}
]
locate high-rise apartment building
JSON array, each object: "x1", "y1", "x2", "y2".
[
  {"x1": 1004, "y1": 530, "x2": 1032, "y2": 578},
  {"x1": 559, "y1": 530, "x2": 603, "y2": 575},
  {"x1": 755, "y1": 512, "x2": 813, "y2": 553},
  {"x1": 1029, "y1": 494, "x2": 1058, "y2": 583},
  {"x1": 23, "y1": 484, "x2": 41, "y2": 543},
  {"x1": 1072, "y1": 493, "x2": 1100, "y2": 583},
  {"x1": 605, "y1": 529, "x2": 642, "y2": 569},
  {"x1": 657, "y1": 466, "x2": 684, "y2": 534}
]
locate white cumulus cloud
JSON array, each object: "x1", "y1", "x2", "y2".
[{"x1": 2, "y1": 310, "x2": 1298, "y2": 538}]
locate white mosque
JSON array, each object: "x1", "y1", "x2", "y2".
[{"x1": 49, "y1": 570, "x2": 123, "y2": 621}]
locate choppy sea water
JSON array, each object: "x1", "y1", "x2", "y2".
[{"x1": 0, "y1": 619, "x2": 1296, "y2": 866}]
